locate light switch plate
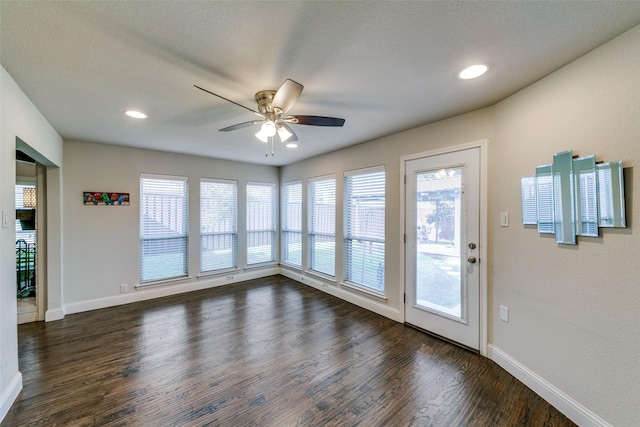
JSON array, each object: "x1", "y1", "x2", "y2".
[
  {"x1": 500, "y1": 212, "x2": 509, "y2": 227},
  {"x1": 500, "y1": 305, "x2": 509, "y2": 322}
]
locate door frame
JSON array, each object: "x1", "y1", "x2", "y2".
[
  {"x1": 35, "y1": 162, "x2": 47, "y2": 321},
  {"x1": 400, "y1": 139, "x2": 488, "y2": 356}
]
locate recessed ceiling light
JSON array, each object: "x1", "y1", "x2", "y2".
[
  {"x1": 125, "y1": 110, "x2": 147, "y2": 119},
  {"x1": 286, "y1": 142, "x2": 298, "y2": 148},
  {"x1": 458, "y1": 64, "x2": 488, "y2": 80}
]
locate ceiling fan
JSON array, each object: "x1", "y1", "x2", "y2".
[{"x1": 195, "y1": 79, "x2": 345, "y2": 155}]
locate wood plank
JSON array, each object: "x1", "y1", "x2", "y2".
[{"x1": 3, "y1": 275, "x2": 575, "y2": 426}]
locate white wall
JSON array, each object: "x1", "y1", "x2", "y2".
[
  {"x1": 490, "y1": 25, "x2": 640, "y2": 426},
  {"x1": 0, "y1": 66, "x2": 63, "y2": 420},
  {"x1": 61, "y1": 140, "x2": 279, "y2": 311}
]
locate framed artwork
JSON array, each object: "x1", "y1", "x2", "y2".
[{"x1": 84, "y1": 192, "x2": 130, "y2": 206}]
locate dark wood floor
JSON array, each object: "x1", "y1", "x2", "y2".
[{"x1": 3, "y1": 275, "x2": 575, "y2": 426}]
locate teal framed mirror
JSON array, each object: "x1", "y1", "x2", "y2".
[
  {"x1": 535, "y1": 164, "x2": 554, "y2": 234},
  {"x1": 552, "y1": 151, "x2": 575, "y2": 244},
  {"x1": 573, "y1": 155, "x2": 598, "y2": 237},
  {"x1": 522, "y1": 152, "x2": 625, "y2": 245},
  {"x1": 521, "y1": 176, "x2": 537, "y2": 225},
  {"x1": 598, "y1": 161, "x2": 626, "y2": 228}
]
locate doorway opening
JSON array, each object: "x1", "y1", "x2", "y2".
[{"x1": 16, "y1": 150, "x2": 45, "y2": 323}]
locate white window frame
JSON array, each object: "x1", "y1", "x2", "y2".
[
  {"x1": 343, "y1": 166, "x2": 385, "y2": 294},
  {"x1": 281, "y1": 180, "x2": 303, "y2": 268},
  {"x1": 139, "y1": 173, "x2": 189, "y2": 284},
  {"x1": 200, "y1": 178, "x2": 237, "y2": 274},
  {"x1": 307, "y1": 175, "x2": 336, "y2": 278},
  {"x1": 246, "y1": 182, "x2": 277, "y2": 266}
]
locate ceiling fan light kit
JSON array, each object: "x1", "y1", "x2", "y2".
[
  {"x1": 195, "y1": 79, "x2": 345, "y2": 156},
  {"x1": 256, "y1": 121, "x2": 277, "y2": 140},
  {"x1": 277, "y1": 123, "x2": 293, "y2": 143}
]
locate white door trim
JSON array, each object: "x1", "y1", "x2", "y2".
[{"x1": 400, "y1": 139, "x2": 488, "y2": 356}]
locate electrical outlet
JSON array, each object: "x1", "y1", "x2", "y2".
[
  {"x1": 120, "y1": 284, "x2": 128, "y2": 294},
  {"x1": 500, "y1": 305, "x2": 509, "y2": 322}
]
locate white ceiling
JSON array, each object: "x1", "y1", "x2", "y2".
[{"x1": 2, "y1": 1, "x2": 640, "y2": 166}]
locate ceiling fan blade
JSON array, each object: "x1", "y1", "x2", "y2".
[
  {"x1": 285, "y1": 115, "x2": 345, "y2": 127},
  {"x1": 219, "y1": 120, "x2": 263, "y2": 132},
  {"x1": 272, "y1": 79, "x2": 304, "y2": 114},
  {"x1": 194, "y1": 85, "x2": 263, "y2": 117}
]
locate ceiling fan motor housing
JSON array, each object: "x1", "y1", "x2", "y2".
[{"x1": 255, "y1": 90, "x2": 279, "y2": 118}]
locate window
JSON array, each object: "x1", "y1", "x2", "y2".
[
  {"x1": 140, "y1": 174, "x2": 188, "y2": 283},
  {"x1": 281, "y1": 181, "x2": 302, "y2": 267},
  {"x1": 15, "y1": 184, "x2": 36, "y2": 244},
  {"x1": 200, "y1": 179, "x2": 237, "y2": 273},
  {"x1": 308, "y1": 175, "x2": 336, "y2": 277},
  {"x1": 344, "y1": 167, "x2": 385, "y2": 292},
  {"x1": 247, "y1": 182, "x2": 276, "y2": 265}
]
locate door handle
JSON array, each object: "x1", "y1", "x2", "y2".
[{"x1": 467, "y1": 256, "x2": 477, "y2": 264}]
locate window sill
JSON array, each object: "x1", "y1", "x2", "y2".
[
  {"x1": 197, "y1": 268, "x2": 239, "y2": 279},
  {"x1": 305, "y1": 270, "x2": 336, "y2": 285},
  {"x1": 136, "y1": 275, "x2": 192, "y2": 289},
  {"x1": 279, "y1": 262, "x2": 303, "y2": 272},
  {"x1": 244, "y1": 262, "x2": 278, "y2": 271},
  {"x1": 340, "y1": 281, "x2": 387, "y2": 302}
]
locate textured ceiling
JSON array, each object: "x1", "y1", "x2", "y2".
[{"x1": 2, "y1": 1, "x2": 640, "y2": 166}]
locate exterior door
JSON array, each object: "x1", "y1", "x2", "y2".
[{"x1": 405, "y1": 147, "x2": 480, "y2": 350}]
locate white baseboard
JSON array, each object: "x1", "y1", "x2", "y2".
[
  {"x1": 0, "y1": 371, "x2": 22, "y2": 423},
  {"x1": 280, "y1": 268, "x2": 402, "y2": 322},
  {"x1": 45, "y1": 307, "x2": 65, "y2": 322},
  {"x1": 488, "y1": 344, "x2": 611, "y2": 427},
  {"x1": 50, "y1": 267, "x2": 396, "y2": 321},
  {"x1": 61, "y1": 267, "x2": 279, "y2": 317}
]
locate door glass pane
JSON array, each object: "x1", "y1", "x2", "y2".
[{"x1": 415, "y1": 167, "x2": 463, "y2": 320}]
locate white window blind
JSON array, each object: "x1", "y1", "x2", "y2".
[
  {"x1": 282, "y1": 181, "x2": 302, "y2": 267},
  {"x1": 140, "y1": 174, "x2": 188, "y2": 283},
  {"x1": 15, "y1": 184, "x2": 33, "y2": 209},
  {"x1": 15, "y1": 184, "x2": 36, "y2": 244},
  {"x1": 344, "y1": 167, "x2": 385, "y2": 292},
  {"x1": 308, "y1": 176, "x2": 336, "y2": 277},
  {"x1": 200, "y1": 178, "x2": 237, "y2": 273},
  {"x1": 247, "y1": 182, "x2": 276, "y2": 265}
]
